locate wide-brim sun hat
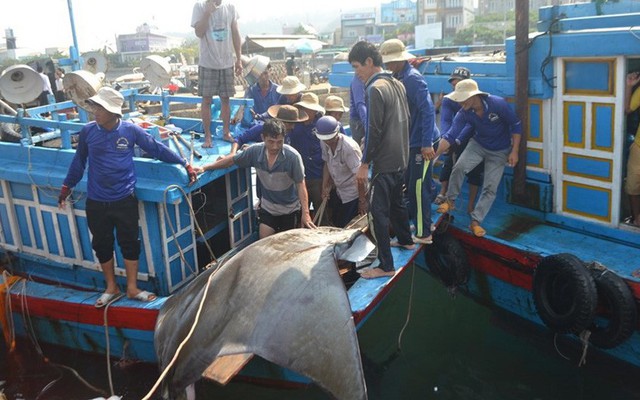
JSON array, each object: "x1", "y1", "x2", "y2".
[
  {"x1": 314, "y1": 115, "x2": 340, "y2": 141},
  {"x1": 295, "y1": 92, "x2": 325, "y2": 114},
  {"x1": 267, "y1": 104, "x2": 309, "y2": 123},
  {"x1": 445, "y1": 79, "x2": 488, "y2": 103},
  {"x1": 379, "y1": 39, "x2": 414, "y2": 64},
  {"x1": 85, "y1": 86, "x2": 124, "y2": 116},
  {"x1": 448, "y1": 66, "x2": 471, "y2": 83},
  {"x1": 277, "y1": 76, "x2": 306, "y2": 95},
  {"x1": 324, "y1": 95, "x2": 349, "y2": 113}
]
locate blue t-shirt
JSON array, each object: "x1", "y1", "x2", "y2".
[{"x1": 63, "y1": 120, "x2": 185, "y2": 201}]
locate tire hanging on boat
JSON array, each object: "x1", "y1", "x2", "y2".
[
  {"x1": 586, "y1": 263, "x2": 637, "y2": 349},
  {"x1": 532, "y1": 253, "x2": 597, "y2": 335},
  {"x1": 423, "y1": 232, "x2": 469, "y2": 289}
]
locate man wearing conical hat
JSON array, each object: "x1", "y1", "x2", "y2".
[{"x1": 435, "y1": 79, "x2": 522, "y2": 237}]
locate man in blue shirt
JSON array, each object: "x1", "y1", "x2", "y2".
[
  {"x1": 380, "y1": 39, "x2": 439, "y2": 244},
  {"x1": 58, "y1": 87, "x2": 197, "y2": 307},
  {"x1": 435, "y1": 79, "x2": 522, "y2": 237},
  {"x1": 244, "y1": 55, "x2": 279, "y2": 116},
  {"x1": 349, "y1": 75, "x2": 367, "y2": 147}
]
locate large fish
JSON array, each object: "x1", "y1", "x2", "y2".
[{"x1": 154, "y1": 227, "x2": 374, "y2": 400}]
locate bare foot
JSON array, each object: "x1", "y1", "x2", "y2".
[
  {"x1": 360, "y1": 268, "x2": 396, "y2": 279},
  {"x1": 222, "y1": 133, "x2": 235, "y2": 143},
  {"x1": 202, "y1": 137, "x2": 213, "y2": 148},
  {"x1": 390, "y1": 240, "x2": 416, "y2": 250}
]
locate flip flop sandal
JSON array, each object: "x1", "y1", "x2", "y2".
[
  {"x1": 131, "y1": 290, "x2": 157, "y2": 302},
  {"x1": 95, "y1": 292, "x2": 124, "y2": 308}
]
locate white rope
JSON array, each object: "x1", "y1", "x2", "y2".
[
  {"x1": 397, "y1": 263, "x2": 416, "y2": 352},
  {"x1": 578, "y1": 329, "x2": 591, "y2": 367},
  {"x1": 103, "y1": 294, "x2": 124, "y2": 396},
  {"x1": 553, "y1": 333, "x2": 571, "y2": 361},
  {"x1": 141, "y1": 263, "x2": 222, "y2": 400}
]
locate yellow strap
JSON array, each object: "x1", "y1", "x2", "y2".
[{"x1": 0, "y1": 276, "x2": 21, "y2": 352}]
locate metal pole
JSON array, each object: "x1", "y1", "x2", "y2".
[
  {"x1": 67, "y1": 0, "x2": 81, "y2": 70},
  {"x1": 513, "y1": 0, "x2": 529, "y2": 199}
]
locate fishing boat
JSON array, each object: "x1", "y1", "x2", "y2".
[
  {"x1": 0, "y1": 4, "x2": 424, "y2": 397},
  {"x1": 333, "y1": 0, "x2": 640, "y2": 369}
]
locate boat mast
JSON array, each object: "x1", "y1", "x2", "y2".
[
  {"x1": 513, "y1": 0, "x2": 529, "y2": 200},
  {"x1": 66, "y1": 0, "x2": 82, "y2": 71}
]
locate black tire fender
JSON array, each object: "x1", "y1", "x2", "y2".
[
  {"x1": 423, "y1": 232, "x2": 469, "y2": 288},
  {"x1": 586, "y1": 264, "x2": 637, "y2": 349},
  {"x1": 533, "y1": 253, "x2": 597, "y2": 334}
]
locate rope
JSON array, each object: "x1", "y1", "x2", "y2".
[
  {"x1": 141, "y1": 261, "x2": 224, "y2": 400},
  {"x1": 103, "y1": 294, "x2": 124, "y2": 397},
  {"x1": 552, "y1": 333, "x2": 570, "y2": 361},
  {"x1": 312, "y1": 197, "x2": 328, "y2": 226},
  {"x1": 397, "y1": 263, "x2": 416, "y2": 352},
  {"x1": 578, "y1": 329, "x2": 591, "y2": 367}
]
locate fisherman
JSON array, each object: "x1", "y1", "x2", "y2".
[
  {"x1": 323, "y1": 95, "x2": 349, "y2": 133},
  {"x1": 253, "y1": 76, "x2": 306, "y2": 122},
  {"x1": 349, "y1": 74, "x2": 367, "y2": 147},
  {"x1": 191, "y1": 0, "x2": 242, "y2": 147},
  {"x1": 285, "y1": 55, "x2": 297, "y2": 76},
  {"x1": 625, "y1": 70, "x2": 640, "y2": 227},
  {"x1": 435, "y1": 67, "x2": 484, "y2": 215},
  {"x1": 348, "y1": 40, "x2": 414, "y2": 279},
  {"x1": 196, "y1": 116, "x2": 316, "y2": 238},
  {"x1": 290, "y1": 92, "x2": 326, "y2": 220},
  {"x1": 54, "y1": 67, "x2": 66, "y2": 103},
  {"x1": 435, "y1": 79, "x2": 522, "y2": 237},
  {"x1": 36, "y1": 64, "x2": 53, "y2": 107},
  {"x1": 316, "y1": 116, "x2": 367, "y2": 227},
  {"x1": 244, "y1": 55, "x2": 279, "y2": 116},
  {"x1": 380, "y1": 39, "x2": 439, "y2": 245},
  {"x1": 57, "y1": 87, "x2": 198, "y2": 308}
]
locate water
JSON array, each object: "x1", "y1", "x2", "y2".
[{"x1": 3, "y1": 267, "x2": 640, "y2": 400}]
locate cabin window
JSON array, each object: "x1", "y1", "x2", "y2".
[{"x1": 563, "y1": 59, "x2": 615, "y2": 96}]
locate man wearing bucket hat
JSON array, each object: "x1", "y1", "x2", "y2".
[
  {"x1": 58, "y1": 87, "x2": 198, "y2": 307},
  {"x1": 192, "y1": 0, "x2": 243, "y2": 147},
  {"x1": 196, "y1": 117, "x2": 315, "y2": 238},
  {"x1": 315, "y1": 116, "x2": 367, "y2": 227},
  {"x1": 243, "y1": 55, "x2": 279, "y2": 116},
  {"x1": 435, "y1": 79, "x2": 522, "y2": 237},
  {"x1": 348, "y1": 40, "x2": 414, "y2": 279},
  {"x1": 290, "y1": 92, "x2": 326, "y2": 219},
  {"x1": 323, "y1": 95, "x2": 349, "y2": 131},
  {"x1": 380, "y1": 38, "x2": 439, "y2": 245},
  {"x1": 436, "y1": 67, "x2": 484, "y2": 215},
  {"x1": 251, "y1": 76, "x2": 307, "y2": 122}
]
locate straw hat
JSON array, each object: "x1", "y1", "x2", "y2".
[
  {"x1": 324, "y1": 95, "x2": 349, "y2": 113},
  {"x1": 379, "y1": 39, "x2": 414, "y2": 64},
  {"x1": 277, "y1": 76, "x2": 306, "y2": 95},
  {"x1": 243, "y1": 55, "x2": 270, "y2": 85},
  {"x1": 267, "y1": 104, "x2": 309, "y2": 123},
  {"x1": 85, "y1": 87, "x2": 124, "y2": 116},
  {"x1": 448, "y1": 66, "x2": 471, "y2": 83},
  {"x1": 295, "y1": 92, "x2": 325, "y2": 114},
  {"x1": 314, "y1": 116, "x2": 340, "y2": 141},
  {"x1": 445, "y1": 79, "x2": 488, "y2": 103}
]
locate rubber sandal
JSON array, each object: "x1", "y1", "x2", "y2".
[
  {"x1": 131, "y1": 290, "x2": 157, "y2": 302},
  {"x1": 95, "y1": 292, "x2": 123, "y2": 308},
  {"x1": 390, "y1": 240, "x2": 416, "y2": 250},
  {"x1": 437, "y1": 200, "x2": 454, "y2": 214},
  {"x1": 412, "y1": 235, "x2": 433, "y2": 245},
  {"x1": 470, "y1": 223, "x2": 486, "y2": 237},
  {"x1": 434, "y1": 194, "x2": 446, "y2": 205}
]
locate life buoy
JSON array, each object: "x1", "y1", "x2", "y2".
[
  {"x1": 586, "y1": 263, "x2": 637, "y2": 349},
  {"x1": 423, "y1": 232, "x2": 469, "y2": 289},
  {"x1": 533, "y1": 253, "x2": 597, "y2": 334}
]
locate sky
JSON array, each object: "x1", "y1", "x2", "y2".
[{"x1": 0, "y1": 0, "x2": 381, "y2": 53}]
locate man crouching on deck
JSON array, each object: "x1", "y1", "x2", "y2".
[
  {"x1": 195, "y1": 118, "x2": 316, "y2": 238},
  {"x1": 58, "y1": 87, "x2": 198, "y2": 308},
  {"x1": 348, "y1": 41, "x2": 414, "y2": 279}
]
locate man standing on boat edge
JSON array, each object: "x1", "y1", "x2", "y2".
[
  {"x1": 192, "y1": 0, "x2": 242, "y2": 148},
  {"x1": 435, "y1": 79, "x2": 521, "y2": 237},
  {"x1": 348, "y1": 41, "x2": 414, "y2": 280},
  {"x1": 57, "y1": 87, "x2": 198, "y2": 308}
]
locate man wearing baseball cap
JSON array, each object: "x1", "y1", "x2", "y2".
[
  {"x1": 435, "y1": 79, "x2": 522, "y2": 237},
  {"x1": 58, "y1": 87, "x2": 198, "y2": 308},
  {"x1": 315, "y1": 116, "x2": 367, "y2": 227}
]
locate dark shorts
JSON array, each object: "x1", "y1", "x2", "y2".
[
  {"x1": 258, "y1": 208, "x2": 301, "y2": 234},
  {"x1": 86, "y1": 194, "x2": 140, "y2": 263},
  {"x1": 198, "y1": 66, "x2": 236, "y2": 98}
]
